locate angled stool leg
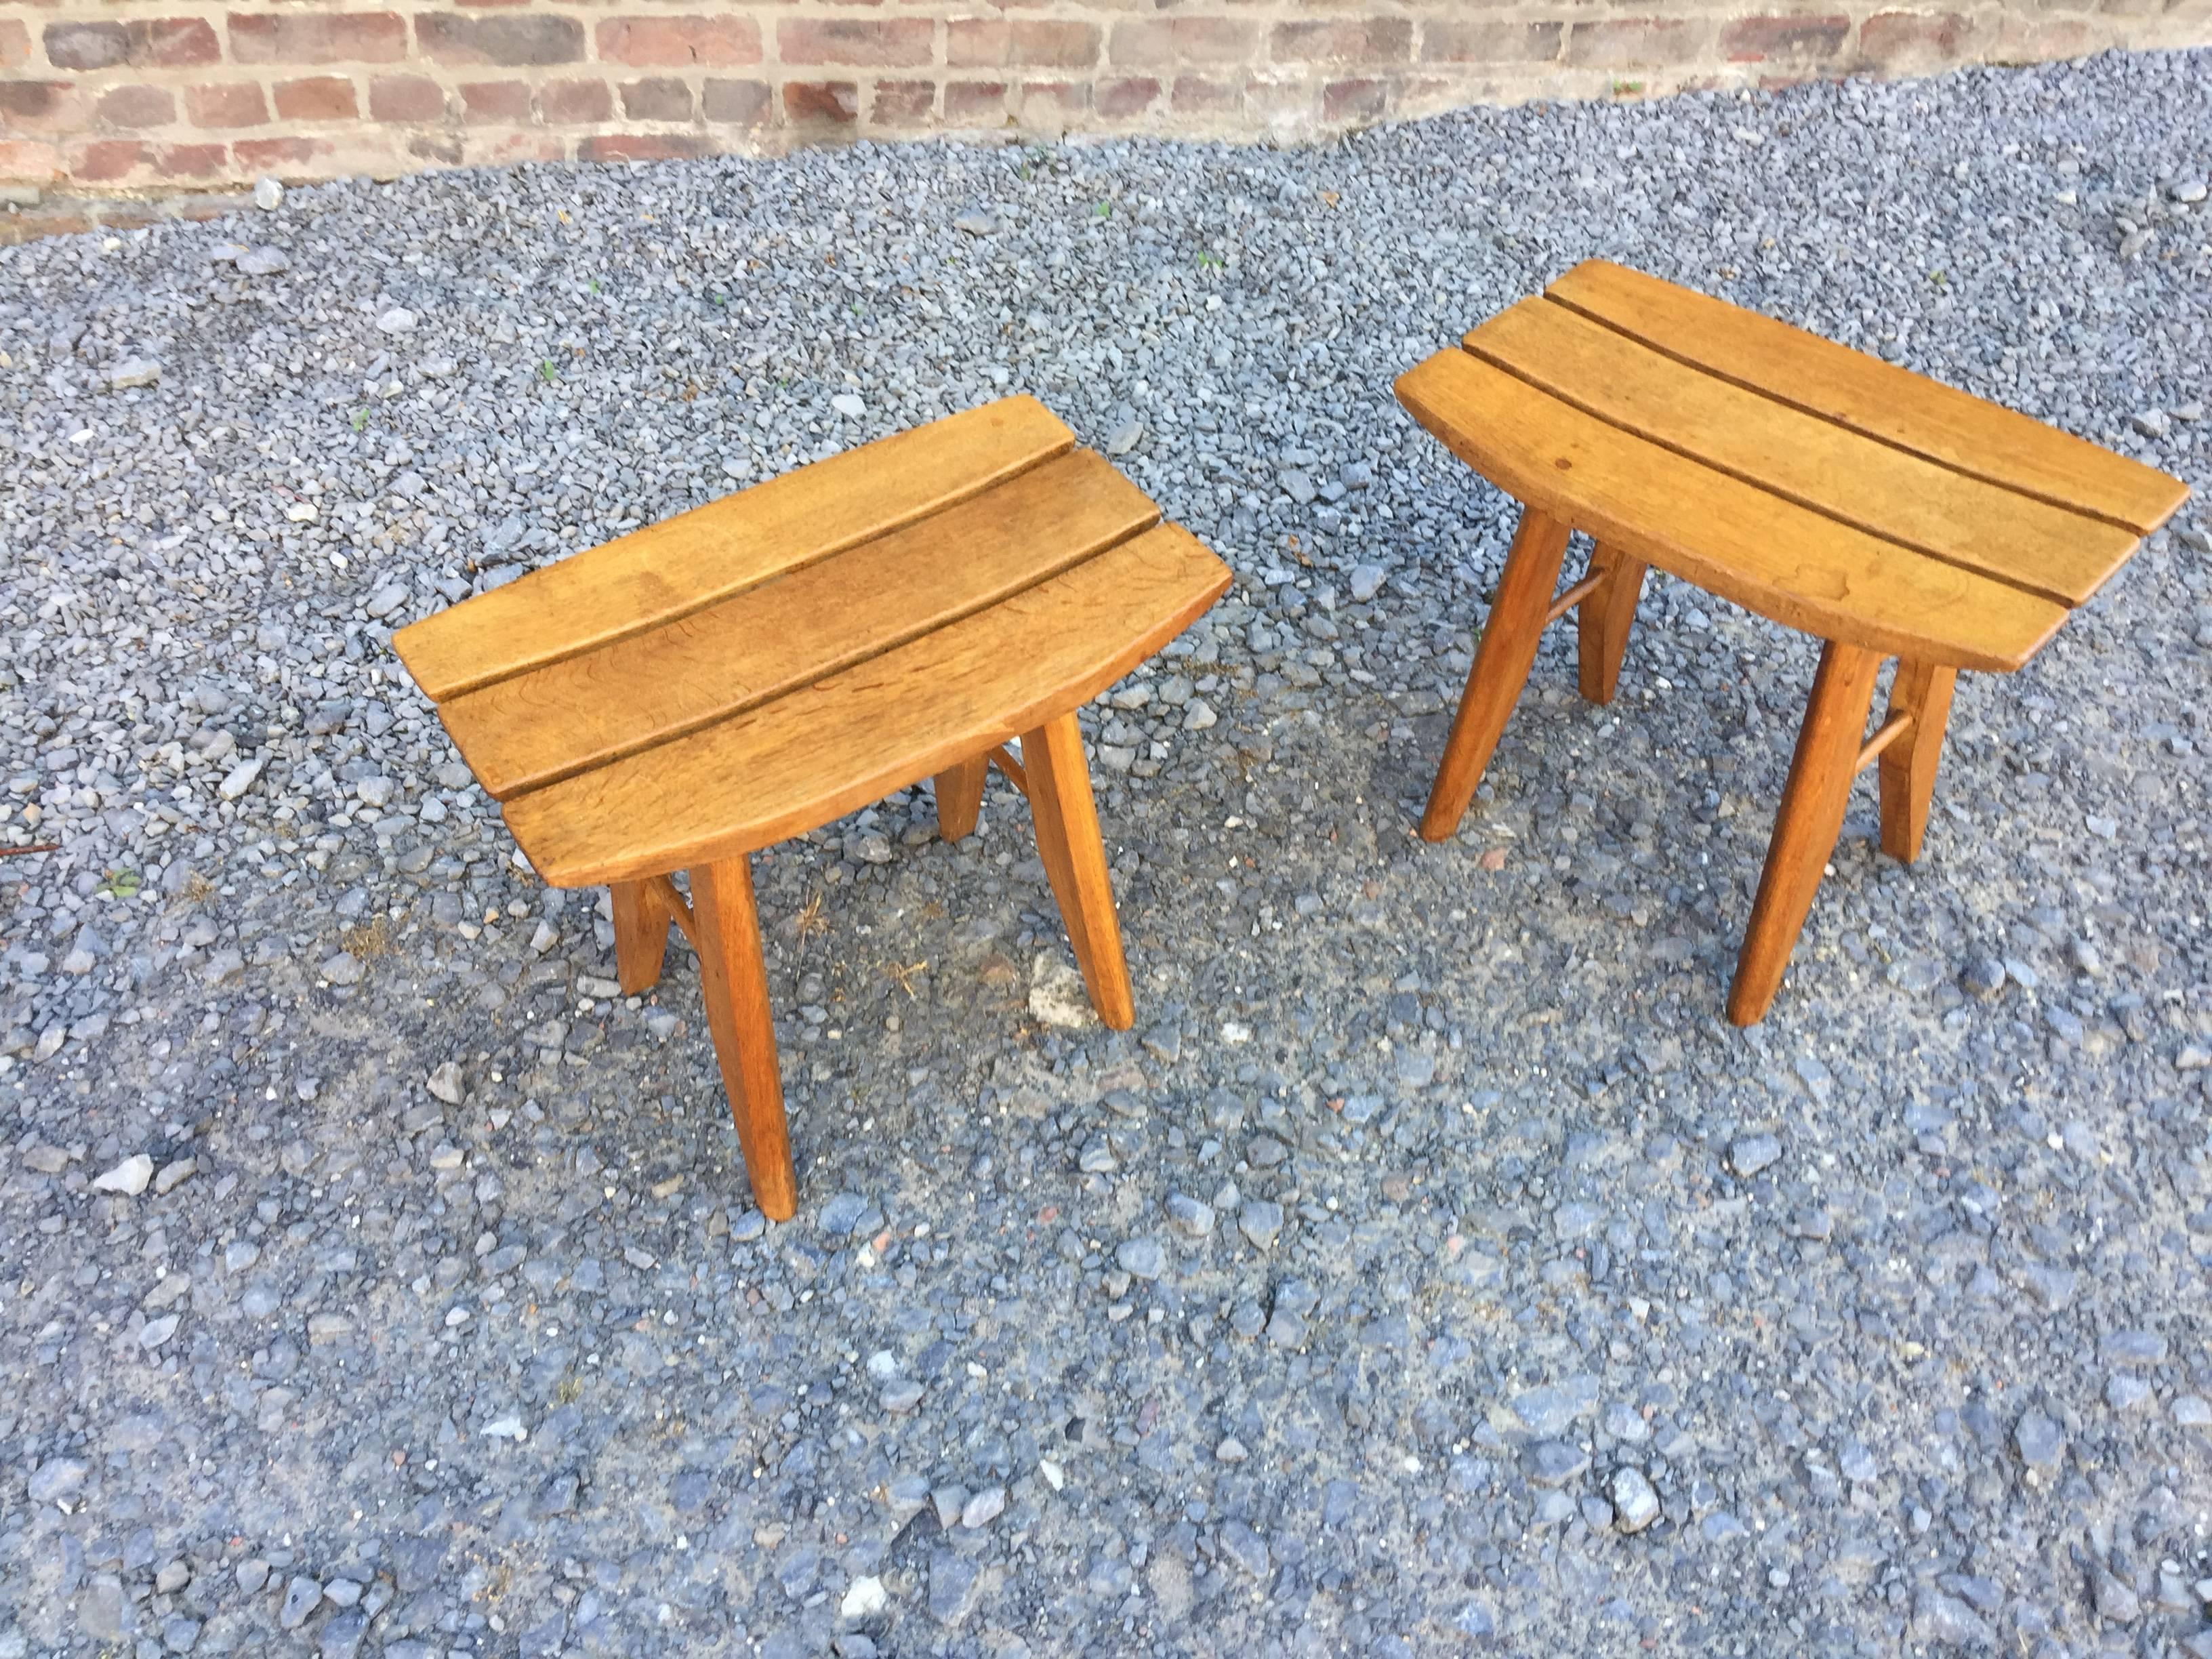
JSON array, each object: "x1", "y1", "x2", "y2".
[
  {"x1": 934, "y1": 754, "x2": 988, "y2": 842},
  {"x1": 688, "y1": 855, "x2": 798, "y2": 1221},
  {"x1": 1019, "y1": 710, "x2": 1135, "y2": 1030},
  {"x1": 1878, "y1": 661, "x2": 1957, "y2": 864},
  {"x1": 1575, "y1": 543, "x2": 1647, "y2": 706},
  {"x1": 1727, "y1": 641, "x2": 1884, "y2": 1027},
  {"x1": 610, "y1": 879, "x2": 672, "y2": 995},
  {"x1": 1419, "y1": 505, "x2": 1574, "y2": 841}
]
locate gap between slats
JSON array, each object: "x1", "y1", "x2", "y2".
[
  {"x1": 401, "y1": 398, "x2": 1078, "y2": 701},
  {"x1": 1540, "y1": 292, "x2": 2149, "y2": 541},
  {"x1": 1464, "y1": 325, "x2": 2094, "y2": 610},
  {"x1": 480, "y1": 512, "x2": 1163, "y2": 802}
]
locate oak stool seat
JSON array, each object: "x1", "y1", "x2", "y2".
[
  {"x1": 1399, "y1": 261, "x2": 2188, "y2": 1023},
  {"x1": 395, "y1": 396, "x2": 1229, "y2": 1218}
]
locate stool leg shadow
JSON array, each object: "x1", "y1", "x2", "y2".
[
  {"x1": 1420, "y1": 505, "x2": 1573, "y2": 841},
  {"x1": 934, "y1": 754, "x2": 988, "y2": 842},
  {"x1": 1576, "y1": 543, "x2": 1647, "y2": 706},
  {"x1": 1020, "y1": 710, "x2": 1135, "y2": 1030},
  {"x1": 1727, "y1": 640, "x2": 1884, "y2": 1026},
  {"x1": 1878, "y1": 660, "x2": 1957, "y2": 863},
  {"x1": 687, "y1": 856, "x2": 798, "y2": 1222}
]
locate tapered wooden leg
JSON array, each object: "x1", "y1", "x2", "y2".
[
  {"x1": 934, "y1": 754, "x2": 988, "y2": 842},
  {"x1": 1019, "y1": 710, "x2": 1134, "y2": 1030},
  {"x1": 687, "y1": 855, "x2": 797, "y2": 1221},
  {"x1": 1419, "y1": 506, "x2": 1574, "y2": 841},
  {"x1": 1575, "y1": 543, "x2": 1647, "y2": 706},
  {"x1": 1727, "y1": 641, "x2": 1885, "y2": 1027},
  {"x1": 610, "y1": 879, "x2": 672, "y2": 995},
  {"x1": 1878, "y1": 661, "x2": 1957, "y2": 865}
]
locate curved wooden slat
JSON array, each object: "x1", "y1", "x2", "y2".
[
  {"x1": 392, "y1": 394, "x2": 1076, "y2": 700},
  {"x1": 502, "y1": 525, "x2": 1231, "y2": 886},
  {"x1": 1466, "y1": 298, "x2": 2137, "y2": 607},
  {"x1": 1395, "y1": 348, "x2": 2067, "y2": 673},
  {"x1": 436, "y1": 449, "x2": 1159, "y2": 800},
  {"x1": 1547, "y1": 260, "x2": 2187, "y2": 535}
]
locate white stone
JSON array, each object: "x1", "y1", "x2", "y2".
[
  {"x1": 218, "y1": 755, "x2": 266, "y2": 801},
  {"x1": 94, "y1": 1153, "x2": 155, "y2": 1196},
  {"x1": 1027, "y1": 956, "x2": 1095, "y2": 1029},
  {"x1": 840, "y1": 1576, "x2": 887, "y2": 1618},
  {"x1": 377, "y1": 308, "x2": 417, "y2": 334},
  {"x1": 254, "y1": 175, "x2": 284, "y2": 210}
]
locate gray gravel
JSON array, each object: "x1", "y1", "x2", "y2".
[{"x1": 4, "y1": 45, "x2": 2212, "y2": 1658}]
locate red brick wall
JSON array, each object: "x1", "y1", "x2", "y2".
[{"x1": 2, "y1": 1, "x2": 2205, "y2": 197}]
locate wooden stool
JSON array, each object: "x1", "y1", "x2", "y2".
[
  {"x1": 394, "y1": 397, "x2": 1229, "y2": 1217},
  {"x1": 1399, "y1": 262, "x2": 2188, "y2": 1023}
]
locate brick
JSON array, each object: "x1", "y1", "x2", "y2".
[
  {"x1": 541, "y1": 77, "x2": 613, "y2": 123},
  {"x1": 1565, "y1": 18, "x2": 1709, "y2": 68},
  {"x1": 948, "y1": 18, "x2": 1100, "y2": 70},
  {"x1": 409, "y1": 132, "x2": 465, "y2": 164},
  {"x1": 1422, "y1": 20, "x2": 1565, "y2": 64},
  {"x1": 1272, "y1": 18, "x2": 1412, "y2": 66},
  {"x1": 578, "y1": 132, "x2": 710, "y2": 162},
  {"x1": 0, "y1": 82, "x2": 79, "y2": 131},
  {"x1": 234, "y1": 135, "x2": 324, "y2": 171},
  {"x1": 1721, "y1": 13, "x2": 1850, "y2": 60},
  {"x1": 274, "y1": 76, "x2": 359, "y2": 121},
  {"x1": 945, "y1": 20, "x2": 1002, "y2": 68},
  {"x1": 474, "y1": 132, "x2": 565, "y2": 165},
  {"x1": 1109, "y1": 18, "x2": 1256, "y2": 69},
  {"x1": 1171, "y1": 75, "x2": 1242, "y2": 116},
  {"x1": 416, "y1": 13, "x2": 584, "y2": 68},
  {"x1": 44, "y1": 22, "x2": 127, "y2": 70},
  {"x1": 46, "y1": 18, "x2": 219, "y2": 72},
  {"x1": 0, "y1": 139, "x2": 63, "y2": 182},
  {"x1": 185, "y1": 82, "x2": 269, "y2": 129},
  {"x1": 779, "y1": 19, "x2": 934, "y2": 68},
  {"x1": 1, "y1": 215, "x2": 94, "y2": 243},
  {"x1": 230, "y1": 12, "x2": 407, "y2": 66},
  {"x1": 702, "y1": 77, "x2": 769, "y2": 124},
  {"x1": 620, "y1": 77, "x2": 691, "y2": 120},
  {"x1": 943, "y1": 79, "x2": 1007, "y2": 122},
  {"x1": 1858, "y1": 11, "x2": 1973, "y2": 65},
  {"x1": 712, "y1": 79, "x2": 783, "y2": 126},
  {"x1": 1095, "y1": 75, "x2": 1160, "y2": 119},
  {"x1": 1992, "y1": 14, "x2": 2093, "y2": 63},
  {"x1": 1, "y1": 20, "x2": 28, "y2": 71},
  {"x1": 871, "y1": 79, "x2": 935, "y2": 126},
  {"x1": 370, "y1": 75, "x2": 445, "y2": 123},
  {"x1": 98, "y1": 84, "x2": 178, "y2": 129},
  {"x1": 157, "y1": 140, "x2": 228, "y2": 177},
  {"x1": 783, "y1": 81, "x2": 858, "y2": 125},
  {"x1": 1017, "y1": 79, "x2": 1087, "y2": 125},
  {"x1": 72, "y1": 138, "x2": 148, "y2": 182},
  {"x1": 1322, "y1": 77, "x2": 1389, "y2": 121},
  {"x1": 459, "y1": 81, "x2": 533, "y2": 123},
  {"x1": 596, "y1": 16, "x2": 762, "y2": 68}
]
